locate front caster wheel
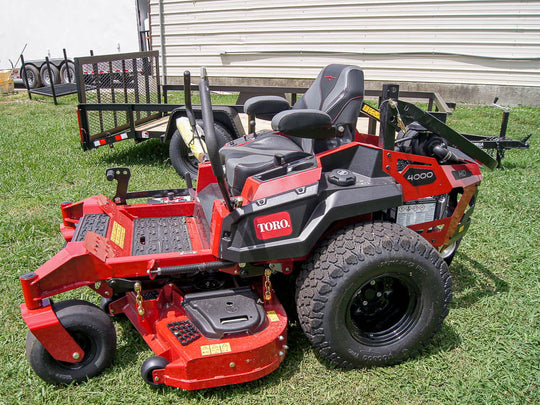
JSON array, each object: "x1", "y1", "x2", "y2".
[
  {"x1": 25, "y1": 300, "x2": 117, "y2": 384},
  {"x1": 296, "y1": 222, "x2": 452, "y2": 368},
  {"x1": 141, "y1": 356, "x2": 169, "y2": 386}
]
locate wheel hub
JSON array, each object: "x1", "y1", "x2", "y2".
[{"x1": 347, "y1": 274, "x2": 419, "y2": 346}]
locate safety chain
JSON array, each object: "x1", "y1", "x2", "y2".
[
  {"x1": 264, "y1": 269, "x2": 272, "y2": 301},
  {"x1": 134, "y1": 282, "x2": 145, "y2": 316}
]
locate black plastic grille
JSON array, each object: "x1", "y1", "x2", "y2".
[{"x1": 167, "y1": 321, "x2": 201, "y2": 346}]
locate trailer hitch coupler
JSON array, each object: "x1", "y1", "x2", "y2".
[{"x1": 20, "y1": 272, "x2": 42, "y2": 310}]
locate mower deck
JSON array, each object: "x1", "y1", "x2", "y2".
[{"x1": 111, "y1": 284, "x2": 288, "y2": 390}]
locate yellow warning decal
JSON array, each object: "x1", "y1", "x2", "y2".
[
  {"x1": 267, "y1": 310, "x2": 280, "y2": 322},
  {"x1": 361, "y1": 104, "x2": 380, "y2": 120},
  {"x1": 201, "y1": 342, "x2": 232, "y2": 356},
  {"x1": 110, "y1": 222, "x2": 126, "y2": 249}
]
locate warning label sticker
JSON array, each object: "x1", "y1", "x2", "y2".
[
  {"x1": 200, "y1": 342, "x2": 232, "y2": 356},
  {"x1": 267, "y1": 311, "x2": 280, "y2": 322},
  {"x1": 361, "y1": 104, "x2": 380, "y2": 120},
  {"x1": 110, "y1": 222, "x2": 126, "y2": 249}
]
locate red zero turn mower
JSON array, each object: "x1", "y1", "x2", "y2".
[{"x1": 21, "y1": 65, "x2": 502, "y2": 390}]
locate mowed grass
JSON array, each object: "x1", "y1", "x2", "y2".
[{"x1": 0, "y1": 91, "x2": 538, "y2": 404}]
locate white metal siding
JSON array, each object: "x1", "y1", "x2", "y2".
[{"x1": 149, "y1": 0, "x2": 540, "y2": 88}]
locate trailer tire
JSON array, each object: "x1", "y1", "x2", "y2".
[
  {"x1": 169, "y1": 120, "x2": 232, "y2": 179},
  {"x1": 296, "y1": 221, "x2": 452, "y2": 369},
  {"x1": 40, "y1": 64, "x2": 60, "y2": 86},
  {"x1": 22, "y1": 64, "x2": 41, "y2": 89},
  {"x1": 60, "y1": 62, "x2": 76, "y2": 83},
  {"x1": 25, "y1": 300, "x2": 117, "y2": 384}
]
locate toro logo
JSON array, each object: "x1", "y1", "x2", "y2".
[
  {"x1": 254, "y1": 212, "x2": 293, "y2": 240},
  {"x1": 403, "y1": 167, "x2": 436, "y2": 186}
]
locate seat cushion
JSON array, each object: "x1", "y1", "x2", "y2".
[{"x1": 219, "y1": 131, "x2": 306, "y2": 195}]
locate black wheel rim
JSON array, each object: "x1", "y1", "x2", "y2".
[{"x1": 346, "y1": 274, "x2": 420, "y2": 346}]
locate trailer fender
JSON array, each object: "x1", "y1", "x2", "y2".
[{"x1": 164, "y1": 106, "x2": 245, "y2": 142}]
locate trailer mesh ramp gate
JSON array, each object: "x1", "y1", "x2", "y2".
[{"x1": 75, "y1": 51, "x2": 163, "y2": 149}]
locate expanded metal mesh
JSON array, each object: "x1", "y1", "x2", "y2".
[{"x1": 79, "y1": 52, "x2": 161, "y2": 140}]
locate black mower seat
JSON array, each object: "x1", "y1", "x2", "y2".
[{"x1": 220, "y1": 64, "x2": 365, "y2": 196}]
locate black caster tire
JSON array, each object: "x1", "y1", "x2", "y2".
[
  {"x1": 296, "y1": 222, "x2": 452, "y2": 368},
  {"x1": 169, "y1": 120, "x2": 232, "y2": 179},
  {"x1": 141, "y1": 356, "x2": 169, "y2": 386},
  {"x1": 26, "y1": 300, "x2": 117, "y2": 384}
]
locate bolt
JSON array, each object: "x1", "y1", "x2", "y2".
[
  {"x1": 370, "y1": 280, "x2": 376, "y2": 285},
  {"x1": 154, "y1": 376, "x2": 160, "y2": 382},
  {"x1": 278, "y1": 335, "x2": 285, "y2": 341},
  {"x1": 169, "y1": 283, "x2": 174, "y2": 288},
  {"x1": 363, "y1": 301, "x2": 368, "y2": 306},
  {"x1": 278, "y1": 351, "x2": 285, "y2": 357},
  {"x1": 385, "y1": 165, "x2": 390, "y2": 170},
  {"x1": 72, "y1": 352, "x2": 81, "y2": 360},
  {"x1": 387, "y1": 152, "x2": 391, "y2": 157},
  {"x1": 104, "y1": 291, "x2": 110, "y2": 296},
  {"x1": 283, "y1": 345, "x2": 289, "y2": 350},
  {"x1": 229, "y1": 362, "x2": 236, "y2": 368},
  {"x1": 377, "y1": 292, "x2": 382, "y2": 298}
]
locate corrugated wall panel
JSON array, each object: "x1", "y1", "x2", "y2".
[{"x1": 149, "y1": 0, "x2": 540, "y2": 102}]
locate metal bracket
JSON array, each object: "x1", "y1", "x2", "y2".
[{"x1": 106, "y1": 167, "x2": 131, "y2": 204}]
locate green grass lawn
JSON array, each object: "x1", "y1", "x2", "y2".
[{"x1": 0, "y1": 91, "x2": 538, "y2": 404}]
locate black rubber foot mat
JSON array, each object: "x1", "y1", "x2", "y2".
[
  {"x1": 168, "y1": 321, "x2": 201, "y2": 346},
  {"x1": 132, "y1": 217, "x2": 192, "y2": 256},
  {"x1": 73, "y1": 214, "x2": 110, "y2": 241}
]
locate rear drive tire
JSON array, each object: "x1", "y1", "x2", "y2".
[
  {"x1": 296, "y1": 221, "x2": 452, "y2": 368},
  {"x1": 26, "y1": 300, "x2": 117, "y2": 384},
  {"x1": 169, "y1": 120, "x2": 232, "y2": 179}
]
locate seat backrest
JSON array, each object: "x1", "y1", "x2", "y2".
[{"x1": 293, "y1": 64, "x2": 364, "y2": 132}]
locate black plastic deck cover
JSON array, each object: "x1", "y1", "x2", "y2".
[
  {"x1": 182, "y1": 287, "x2": 267, "y2": 339},
  {"x1": 132, "y1": 216, "x2": 192, "y2": 255}
]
